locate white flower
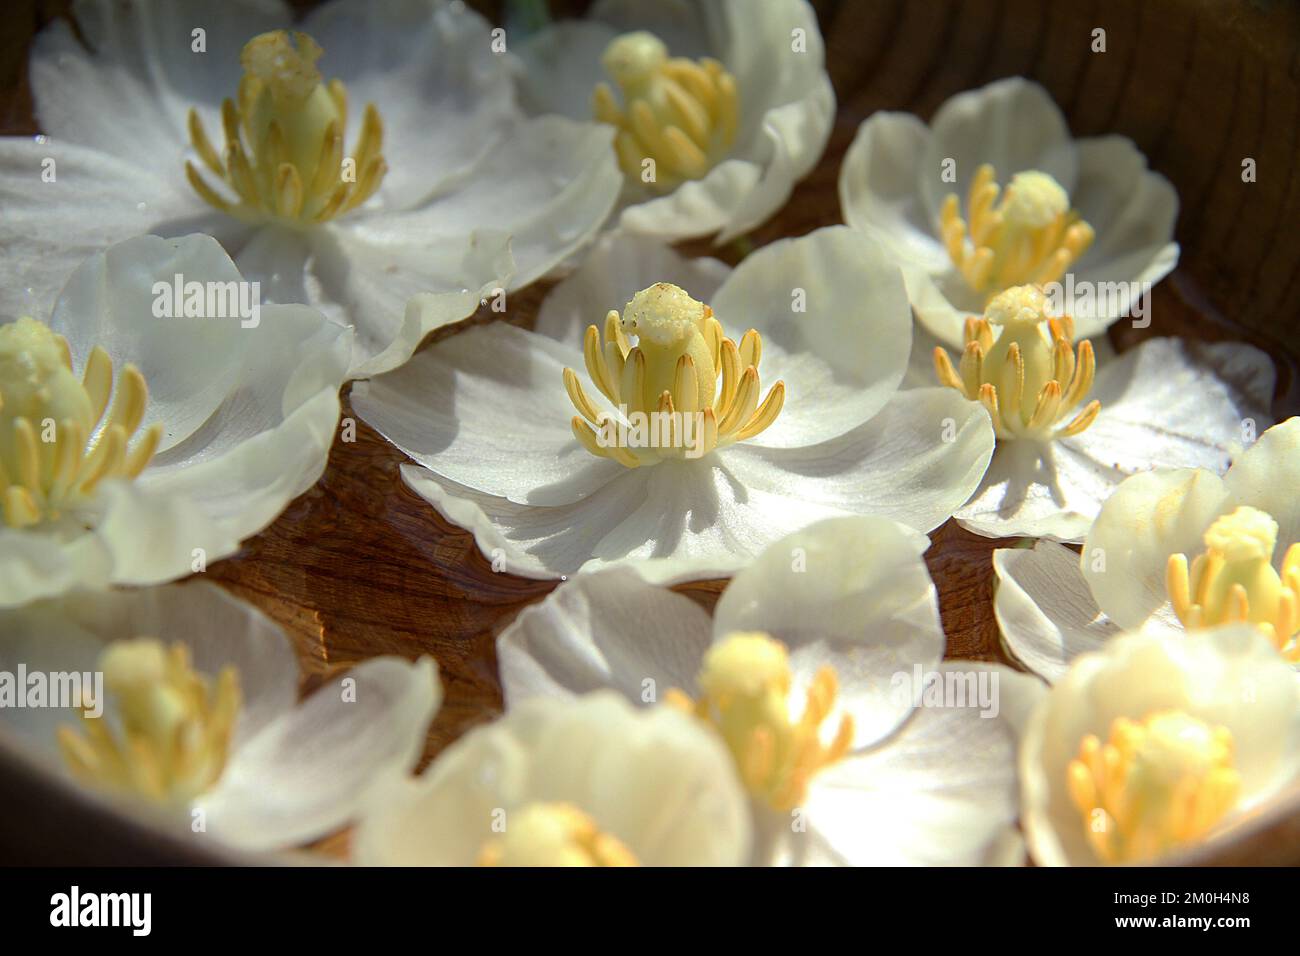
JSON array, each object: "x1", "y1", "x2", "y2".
[
  {"x1": 1020, "y1": 624, "x2": 1299, "y2": 865},
  {"x1": 495, "y1": 516, "x2": 1044, "y2": 865},
  {"x1": 352, "y1": 227, "x2": 996, "y2": 583},
  {"x1": 0, "y1": 579, "x2": 440, "y2": 853},
  {"x1": 0, "y1": 233, "x2": 350, "y2": 609},
  {"x1": 513, "y1": 0, "x2": 833, "y2": 243},
  {"x1": 354, "y1": 690, "x2": 750, "y2": 866},
  {"x1": 0, "y1": 0, "x2": 622, "y2": 377},
  {"x1": 995, "y1": 417, "x2": 1300, "y2": 681},
  {"x1": 929, "y1": 283, "x2": 1273, "y2": 541},
  {"x1": 839, "y1": 76, "x2": 1179, "y2": 348}
]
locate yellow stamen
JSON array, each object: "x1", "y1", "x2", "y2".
[
  {"x1": 476, "y1": 802, "x2": 639, "y2": 867},
  {"x1": 933, "y1": 284, "x2": 1099, "y2": 441},
  {"x1": 592, "y1": 32, "x2": 738, "y2": 191},
  {"x1": 1167, "y1": 506, "x2": 1300, "y2": 661},
  {"x1": 941, "y1": 165, "x2": 1095, "y2": 299},
  {"x1": 0, "y1": 318, "x2": 161, "y2": 528},
  {"x1": 565, "y1": 283, "x2": 784, "y2": 467},
  {"x1": 58, "y1": 639, "x2": 241, "y2": 806},
  {"x1": 187, "y1": 31, "x2": 386, "y2": 224},
  {"x1": 1067, "y1": 710, "x2": 1240, "y2": 863},
  {"x1": 666, "y1": 632, "x2": 852, "y2": 811}
]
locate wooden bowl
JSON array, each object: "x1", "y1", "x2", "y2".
[{"x1": 1, "y1": 0, "x2": 1297, "y2": 865}]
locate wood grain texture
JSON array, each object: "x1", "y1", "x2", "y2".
[{"x1": 1, "y1": 0, "x2": 1298, "y2": 864}]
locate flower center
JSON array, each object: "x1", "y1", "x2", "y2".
[
  {"x1": 666, "y1": 631, "x2": 853, "y2": 811},
  {"x1": 940, "y1": 166, "x2": 1094, "y2": 298},
  {"x1": 933, "y1": 284, "x2": 1100, "y2": 440},
  {"x1": 1167, "y1": 506, "x2": 1300, "y2": 660},
  {"x1": 0, "y1": 318, "x2": 161, "y2": 528},
  {"x1": 1067, "y1": 710, "x2": 1240, "y2": 863},
  {"x1": 592, "y1": 31, "x2": 739, "y2": 191},
  {"x1": 476, "y1": 802, "x2": 639, "y2": 866},
  {"x1": 564, "y1": 282, "x2": 784, "y2": 467},
  {"x1": 57, "y1": 639, "x2": 241, "y2": 806},
  {"x1": 186, "y1": 31, "x2": 387, "y2": 224}
]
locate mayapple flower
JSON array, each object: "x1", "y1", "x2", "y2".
[
  {"x1": 0, "y1": 581, "x2": 440, "y2": 853},
  {"x1": 512, "y1": 0, "x2": 834, "y2": 243},
  {"x1": 494, "y1": 517, "x2": 1044, "y2": 865},
  {"x1": 352, "y1": 228, "x2": 996, "y2": 583},
  {"x1": 1020, "y1": 625, "x2": 1299, "y2": 866},
  {"x1": 0, "y1": 0, "x2": 622, "y2": 377},
  {"x1": 838, "y1": 77, "x2": 1179, "y2": 349},
  {"x1": 1, "y1": 233, "x2": 350, "y2": 609},
  {"x1": 930, "y1": 283, "x2": 1273, "y2": 541},
  {"x1": 354, "y1": 691, "x2": 751, "y2": 866},
  {"x1": 995, "y1": 417, "x2": 1300, "y2": 681}
]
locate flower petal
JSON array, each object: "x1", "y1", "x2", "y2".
[
  {"x1": 709, "y1": 226, "x2": 912, "y2": 447},
  {"x1": 993, "y1": 540, "x2": 1121, "y2": 682},
  {"x1": 0, "y1": 530, "x2": 112, "y2": 610},
  {"x1": 1223, "y1": 416, "x2": 1300, "y2": 553},
  {"x1": 513, "y1": 20, "x2": 621, "y2": 121},
  {"x1": 714, "y1": 516, "x2": 942, "y2": 749},
  {"x1": 497, "y1": 567, "x2": 713, "y2": 706},
  {"x1": 200, "y1": 655, "x2": 440, "y2": 852}
]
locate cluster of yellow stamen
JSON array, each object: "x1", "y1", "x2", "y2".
[
  {"x1": 941, "y1": 165, "x2": 1095, "y2": 298},
  {"x1": 0, "y1": 318, "x2": 161, "y2": 528},
  {"x1": 565, "y1": 283, "x2": 784, "y2": 467},
  {"x1": 1067, "y1": 710, "x2": 1240, "y2": 863},
  {"x1": 933, "y1": 284, "x2": 1099, "y2": 441},
  {"x1": 1167, "y1": 506, "x2": 1300, "y2": 661},
  {"x1": 476, "y1": 802, "x2": 639, "y2": 867},
  {"x1": 187, "y1": 31, "x2": 386, "y2": 224},
  {"x1": 59, "y1": 639, "x2": 241, "y2": 806},
  {"x1": 666, "y1": 632, "x2": 853, "y2": 811},
  {"x1": 593, "y1": 32, "x2": 738, "y2": 191}
]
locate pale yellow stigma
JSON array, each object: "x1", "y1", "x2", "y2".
[
  {"x1": 0, "y1": 317, "x2": 161, "y2": 528},
  {"x1": 666, "y1": 631, "x2": 853, "y2": 811},
  {"x1": 476, "y1": 802, "x2": 639, "y2": 867},
  {"x1": 940, "y1": 165, "x2": 1094, "y2": 298},
  {"x1": 592, "y1": 31, "x2": 738, "y2": 191},
  {"x1": 1167, "y1": 506, "x2": 1300, "y2": 661},
  {"x1": 186, "y1": 31, "x2": 386, "y2": 224},
  {"x1": 564, "y1": 282, "x2": 785, "y2": 467},
  {"x1": 933, "y1": 284, "x2": 1100, "y2": 440},
  {"x1": 1067, "y1": 710, "x2": 1240, "y2": 863},
  {"x1": 58, "y1": 639, "x2": 241, "y2": 806}
]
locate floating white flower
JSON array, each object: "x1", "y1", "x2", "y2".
[
  {"x1": 494, "y1": 517, "x2": 1043, "y2": 865},
  {"x1": 1020, "y1": 624, "x2": 1299, "y2": 865},
  {"x1": 354, "y1": 691, "x2": 750, "y2": 866},
  {"x1": 839, "y1": 77, "x2": 1179, "y2": 349},
  {"x1": 0, "y1": 580, "x2": 440, "y2": 853},
  {"x1": 995, "y1": 417, "x2": 1300, "y2": 681},
  {"x1": 0, "y1": 0, "x2": 621, "y2": 376},
  {"x1": 352, "y1": 228, "x2": 995, "y2": 583},
  {"x1": 930, "y1": 283, "x2": 1273, "y2": 541},
  {"x1": 513, "y1": 0, "x2": 833, "y2": 243},
  {"x1": 0, "y1": 233, "x2": 350, "y2": 608}
]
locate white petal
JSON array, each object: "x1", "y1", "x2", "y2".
[
  {"x1": 1082, "y1": 467, "x2": 1234, "y2": 629},
  {"x1": 513, "y1": 20, "x2": 620, "y2": 120},
  {"x1": 0, "y1": 529, "x2": 112, "y2": 610},
  {"x1": 993, "y1": 540, "x2": 1121, "y2": 682},
  {"x1": 534, "y1": 233, "x2": 731, "y2": 349},
  {"x1": 770, "y1": 664, "x2": 1040, "y2": 866},
  {"x1": 30, "y1": 0, "x2": 289, "y2": 183},
  {"x1": 724, "y1": 386, "x2": 996, "y2": 533},
  {"x1": 201, "y1": 656, "x2": 440, "y2": 852},
  {"x1": 616, "y1": 158, "x2": 763, "y2": 241},
  {"x1": 354, "y1": 691, "x2": 751, "y2": 866},
  {"x1": 902, "y1": 262, "x2": 984, "y2": 350},
  {"x1": 1224, "y1": 416, "x2": 1300, "y2": 552},
  {"x1": 709, "y1": 226, "x2": 911, "y2": 447},
  {"x1": 497, "y1": 567, "x2": 713, "y2": 706},
  {"x1": 300, "y1": 0, "x2": 515, "y2": 207},
  {"x1": 839, "y1": 111, "x2": 949, "y2": 271},
  {"x1": 920, "y1": 77, "x2": 1077, "y2": 228},
  {"x1": 714, "y1": 515, "x2": 942, "y2": 749},
  {"x1": 352, "y1": 323, "x2": 621, "y2": 506}
]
